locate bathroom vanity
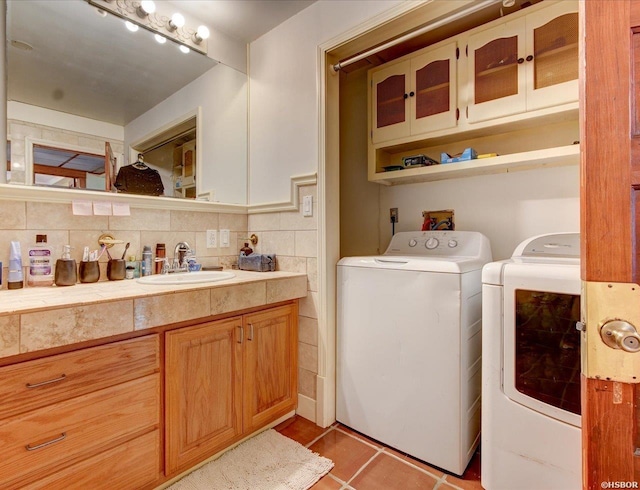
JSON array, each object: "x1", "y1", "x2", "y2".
[{"x1": 0, "y1": 271, "x2": 306, "y2": 489}]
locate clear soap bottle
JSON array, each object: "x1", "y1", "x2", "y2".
[{"x1": 27, "y1": 234, "x2": 54, "y2": 287}]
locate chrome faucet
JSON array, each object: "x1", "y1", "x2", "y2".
[{"x1": 173, "y1": 242, "x2": 192, "y2": 272}]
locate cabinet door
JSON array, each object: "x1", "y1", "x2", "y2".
[
  {"x1": 243, "y1": 304, "x2": 298, "y2": 433},
  {"x1": 467, "y1": 18, "x2": 526, "y2": 123},
  {"x1": 524, "y1": 2, "x2": 578, "y2": 111},
  {"x1": 410, "y1": 42, "x2": 458, "y2": 136},
  {"x1": 165, "y1": 317, "x2": 243, "y2": 474},
  {"x1": 371, "y1": 60, "x2": 411, "y2": 144}
]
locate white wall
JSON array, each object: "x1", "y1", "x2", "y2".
[
  {"x1": 125, "y1": 63, "x2": 248, "y2": 204},
  {"x1": 379, "y1": 165, "x2": 580, "y2": 260},
  {"x1": 248, "y1": 0, "x2": 403, "y2": 205}
]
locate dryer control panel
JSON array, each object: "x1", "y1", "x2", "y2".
[{"x1": 385, "y1": 231, "x2": 492, "y2": 262}]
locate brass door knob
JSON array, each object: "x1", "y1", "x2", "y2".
[{"x1": 600, "y1": 320, "x2": 640, "y2": 353}]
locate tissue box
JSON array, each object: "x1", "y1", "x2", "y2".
[
  {"x1": 238, "y1": 253, "x2": 276, "y2": 272},
  {"x1": 440, "y1": 147, "x2": 478, "y2": 164}
]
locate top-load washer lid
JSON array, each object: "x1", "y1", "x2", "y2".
[
  {"x1": 337, "y1": 230, "x2": 493, "y2": 273},
  {"x1": 482, "y1": 232, "x2": 580, "y2": 285}
]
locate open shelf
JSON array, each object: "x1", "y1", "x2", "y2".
[{"x1": 369, "y1": 144, "x2": 579, "y2": 185}]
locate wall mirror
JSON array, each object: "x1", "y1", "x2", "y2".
[{"x1": 5, "y1": 0, "x2": 248, "y2": 205}]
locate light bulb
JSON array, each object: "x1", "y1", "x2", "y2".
[
  {"x1": 125, "y1": 21, "x2": 139, "y2": 32},
  {"x1": 179, "y1": 45, "x2": 190, "y2": 54},
  {"x1": 136, "y1": 0, "x2": 155, "y2": 18},
  {"x1": 154, "y1": 34, "x2": 166, "y2": 44},
  {"x1": 193, "y1": 25, "x2": 210, "y2": 44},
  {"x1": 170, "y1": 13, "x2": 185, "y2": 29},
  {"x1": 140, "y1": 1, "x2": 156, "y2": 14}
]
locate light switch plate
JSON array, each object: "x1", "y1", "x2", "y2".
[
  {"x1": 303, "y1": 195, "x2": 313, "y2": 217},
  {"x1": 206, "y1": 230, "x2": 218, "y2": 248},
  {"x1": 220, "y1": 229, "x2": 230, "y2": 248}
]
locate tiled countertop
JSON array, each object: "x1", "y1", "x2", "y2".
[{"x1": 0, "y1": 270, "x2": 307, "y2": 359}]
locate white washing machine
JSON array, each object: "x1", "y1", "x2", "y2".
[
  {"x1": 336, "y1": 230, "x2": 492, "y2": 475},
  {"x1": 481, "y1": 233, "x2": 581, "y2": 490}
]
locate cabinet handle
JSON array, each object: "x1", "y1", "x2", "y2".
[
  {"x1": 26, "y1": 432, "x2": 66, "y2": 451},
  {"x1": 517, "y1": 57, "x2": 524, "y2": 64},
  {"x1": 403, "y1": 93, "x2": 408, "y2": 99},
  {"x1": 526, "y1": 55, "x2": 534, "y2": 62},
  {"x1": 409, "y1": 91, "x2": 415, "y2": 97},
  {"x1": 237, "y1": 325, "x2": 244, "y2": 344},
  {"x1": 26, "y1": 374, "x2": 67, "y2": 389},
  {"x1": 248, "y1": 323, "x2": 254, "y2": 341}
]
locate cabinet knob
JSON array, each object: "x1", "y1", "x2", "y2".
[
  {"x1": 403, "y1": 93, "x2": 408, "y2": 99},
  {"x1": 526, "y1": 55, "x2": 534, "y2": 62},
  {"x1": 409, "y1": 91, "x2": 415, "y2": 97},
  {"x1": 517, "y1": 57, "x2": 525, "y2": 64}
]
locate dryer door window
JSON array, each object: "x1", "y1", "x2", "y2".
[{"x1": 514, "y1": 290, "x2": 581, "y2": 416}]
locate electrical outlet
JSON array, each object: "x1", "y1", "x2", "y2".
[
  {"x1": 206, "y1": 230, "x2": 218, "y2": 248},
  {"x1": 220, "y1": 229, "x2": 230, "y2": 248},
  {"x1": 390, "y1": 208, "x2": 399, "y2": 223}
]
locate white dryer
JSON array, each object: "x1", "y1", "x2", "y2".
[
  {"x1": 336, "y1": 230, "x2": 492, "y2": 475},
  {"x1": 481, "y1": 233, "x2": 581, "y2": 490}
]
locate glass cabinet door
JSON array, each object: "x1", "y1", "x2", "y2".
[
  {"x1": 467, "y1": 19, "x2": 526, "y2": 123},
  {"x1": 371, "y1": 60, "x2": 411, "y2": 144},
  {"x1": 410, "y1": 42, "x2": 458, "y2": 136},
  {"x1": 525, "y1": 2, "x2": 579, "y2": 111}
]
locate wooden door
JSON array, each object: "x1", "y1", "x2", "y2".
[
  {"x1": 580, "y1": 1, "x2": 640, "y2": 487},
  {"x1": 165, "y1": 318, "x2": 243, "y2": 475},
  {"x1": 243, "y1": 304, "x2": 298, "y2": 433},
  {"x1": 104, "y1": 141, "x2": 116, "y2": 192}
]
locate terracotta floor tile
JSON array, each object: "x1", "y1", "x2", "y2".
[
  {"x1": 310, "y1": 474, "x2": 343, "y2": 489},
  {"x1": 336, "y1": 424, "x2": 384, "y2": 448},
  {"x1": 274, "y1": 415, "x2": 327, "y2": 446},
  {"x1": 440, "y1": 476, "x2": 484, "y2": 490},
  {"x1": 381, "y1": 448, "x2": 445, "y2": 479},
  {"x1": 308, "y1": 429, "x2": 378, "y2": 482},
  {"x1": 350, "y1": 452, "x2": 440, "y2": 490}
]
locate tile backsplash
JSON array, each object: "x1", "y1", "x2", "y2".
[{"x1": 0, "y1": 200, "x2": 248, "y2": 288}]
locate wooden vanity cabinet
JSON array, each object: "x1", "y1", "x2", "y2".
[
  {"x1": 243, "y1": 304, "x2": 298, "y2": 433},
  {"x1": 0, "y1": 335, "x2": 161, "y2": 490},
  {"x1": 165, "y1": 303, "x2": 298, "y2": 476},
  {"x1": 165, "y1": 317, "x2": 244, "y2": 474}
]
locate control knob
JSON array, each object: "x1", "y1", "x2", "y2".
[
  {"x1": 448, "y1": 239, "x2": 458, "y2": 248},
  {"x1": 408, "y1": 239, "x2": 417, "y2": 247},
  {"x1": 425, "y1": 237, "x2": 439, "y2": 249}
]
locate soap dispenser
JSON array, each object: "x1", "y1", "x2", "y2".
[{"x1": 54, "y1": 245, "x2": 77, "y2": 287}]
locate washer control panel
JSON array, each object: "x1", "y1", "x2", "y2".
[{"x1": 385, "y1": 231, "x2": 491, "y2": 260}]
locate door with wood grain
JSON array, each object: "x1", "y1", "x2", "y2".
[{"x1": 580, "y1": 1, "x2": 640, "y2": 488}]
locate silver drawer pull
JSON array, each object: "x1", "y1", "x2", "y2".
[
  {"x1": 26, "y1": 374, "x2": 67, "y2": 389},
  {"x1": 26, "y1": 432, "x2": 66, "y2": 451}
]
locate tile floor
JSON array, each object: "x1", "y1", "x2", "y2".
[{"x1": 274, "y1": 415, "x2": 482, "y2": 490}]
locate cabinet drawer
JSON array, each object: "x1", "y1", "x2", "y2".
[
  {"x1": 23, "y1": 430, "x2": 161, "y2": 490},
  {"x1": 0, "y1": 334, "x2": 159, "y2": 418},
  {"x1": 0, "y1": 374, "x2": 160, "y2": 488}
]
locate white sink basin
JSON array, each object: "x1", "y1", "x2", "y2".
[{"x1": 137, "y1": 271, "x2": 235, "y2": 285}]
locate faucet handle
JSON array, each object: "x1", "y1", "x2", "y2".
[{"x1": 160, "y1": 258, "x2": 171, "y2": 274}]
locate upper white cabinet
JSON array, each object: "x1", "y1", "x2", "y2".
[
  {"x1": 367, "y1": 0, "x2": 579, "y2": 185},
  {"x1": 467, "y1": 1, "x2": 578, "y2": 123},
  {"x1": 371, "y1": 42, "x2": 458, "y2": 144}
]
